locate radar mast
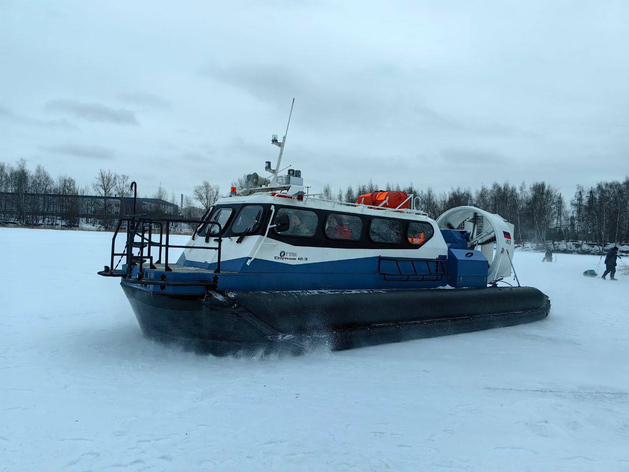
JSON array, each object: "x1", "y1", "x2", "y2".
[{"x1": 267, "y1": 98, "x2": 295, "y2": 185}]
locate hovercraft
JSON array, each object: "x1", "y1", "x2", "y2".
[{"x1": 98, "y1": 108, "x2": 550, "y2": 354}]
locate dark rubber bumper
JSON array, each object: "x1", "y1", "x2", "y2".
[{"x1": 121, "y1": 283, "x2": 550, "y2": 354}]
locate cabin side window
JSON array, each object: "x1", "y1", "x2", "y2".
[
  {"x1": 325, "y1": 214, "x2": 362, "y2": 241},
  {"x1": 369, "y1": 218, "x2": 402, "y2": 244},
  {"x1": 231, "y1": 205, "x2": 264, "y2": 235},
  {"x1": 275, "y1": 208, "x2": 318, "y2": 237},
  {"x1": 200, "y1": 207, "x2": 234, "y2": 236},
  {"x1": 407, "y1": 221, "x2": 434, "y2": 247}
]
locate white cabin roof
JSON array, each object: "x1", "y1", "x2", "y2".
[{"x1": 215, "y1": 188, "x2": 433, "y2": 223}]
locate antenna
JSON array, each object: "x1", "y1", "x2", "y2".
[{"x1": 270, "y1": 98, "x2": 295, "y2": 185}]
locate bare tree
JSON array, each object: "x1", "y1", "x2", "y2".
[
  {"x1": 58, "y1": 175, "x2": 80, "y2": 226},
  {"x1": 115, "y1": 174, "x2": 130, "y2": 198},
  {"x1": 114, "y1": 173, "x2": 131, "y2": 215},
  {"x1": 441, "y1": 187, "x2": 473, "y2": 212},
  {"x1": 148, "y1": 183, "x2": 168, "y2": 215},
  {"x1": 193, "y1": 181, "x2": 220, "y2": 210},
  {"x1": 416, "y1": 188, "x2": 440, "y2": 218},
  {"x1": 344, "y1": 186, "x2": 356, "y2": 203},
  {"x1": 336, "y1": 188, "x2": 344, "y2": 202},
  {"x1": 525, "y1": 182, "x2": 558, "y2": 244},
  {"x1": 9, "y1": 159, "x2": 30, "y2": 223},
  {"x1": 0, "y1": 162, "x2": 8, "y2": 216},
  {"x1": 322, "y1": 183, "x2": 332, "y2": 200},
  {"x1": 93, "y1": 169, "x2": 117, "y2": 228},
  {"x1": 31, "y1": 165, "x2": 54, "y2": 223},
  {"x1": 154, "y1": 183, "x2": 168, "y2": 201},
  {"x1": 181, "y1": 195, "x2": 204, "y2": 220},
  {"x1": 0, "y1": 162, "x2": 8, "y2": 192},
  {"x1": 231, "y1": 174, "x2": 248, "y2": 191}
]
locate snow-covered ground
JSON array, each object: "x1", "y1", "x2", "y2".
[{"x1": 2, "y1": 228, "x2": 628, "y2": 472}]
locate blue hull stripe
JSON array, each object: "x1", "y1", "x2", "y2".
[{"x1": 179, "y1": 256, "x2": 448, "y2": 291}]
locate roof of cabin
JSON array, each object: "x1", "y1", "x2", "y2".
[{"x1": 215, "y1": 191, "x2": 433, "y2": 222}]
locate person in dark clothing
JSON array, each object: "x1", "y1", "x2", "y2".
[
  {"x1": 543, "y1": 249, "x2": 553, "y2": 262},
  {"x1": 602, "y1": 247, "x2": 621, "y2": 280}
]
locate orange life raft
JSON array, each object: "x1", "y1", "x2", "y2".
[{"x1": 356, "y1": 191, "x2": 410, "y2": 209}]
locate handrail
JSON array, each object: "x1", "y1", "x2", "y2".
[
  {"x1": 395, "y1": 194, "x2": 413, "y2": 210},
  {"x1": 304, "y1": 195, "x2": 428, "y2": 217},
  {"x1": 99, "y1": 215, "x2": 223, "y2": 279},
  {"x1": 100, "y1": 182, "x2": 224, "y2": 283}
]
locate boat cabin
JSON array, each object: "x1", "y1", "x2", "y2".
[{"x1": 195, "y1": 197, "x2": 436, "y2": 251}]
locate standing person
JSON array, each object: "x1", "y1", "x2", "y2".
[
  {"x1": 602, "y1": 247, "x2": 621, "y2": 280},
  {"x1": 543, "y1": 248, "x2": 553, "y2": 262}
]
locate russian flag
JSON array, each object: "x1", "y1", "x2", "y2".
[{"x1": 503, "y1": 231, "x2": 512, "y2": 240}]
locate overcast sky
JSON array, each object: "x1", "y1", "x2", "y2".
[{"x1": 1, "y1": 0, "x2": 628, "y2": 200}]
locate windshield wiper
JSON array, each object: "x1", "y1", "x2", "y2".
[{"x1": 236, "y1": 214, "x2": 261, "y2": 244}]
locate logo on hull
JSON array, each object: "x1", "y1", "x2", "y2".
[{"x1": 275, "y1": 250, "x2": 308, "y2": 262}]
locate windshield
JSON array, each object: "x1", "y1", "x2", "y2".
[
  {"x1": 232, "y1": 205, "x2": 263, "y2": 235},
  {"x1": 199, "y1": 207, "x2": 233, "y2": 237}
]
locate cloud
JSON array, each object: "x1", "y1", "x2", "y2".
[
  {"x1": 40, "y1": 143, "x2": 116, "y2": 160},
  {"x1": 0, "y1": 105, "x2": 78, "y2": 130},
  {"x1": 440, "y1": 148, "x2": 506, "y2": 166},
  {"x1": 201, "y1": 62, "x2": 522, "y2": 138},
  {"x1": 119, "y1": 92, "x2": 173, "y2": 111},
  {"x1": 45, "y1": 99, "x2": 138, "y2": 125},
  {"x1": 202, "y1": 63, "x2": 387, "y2": 130}
]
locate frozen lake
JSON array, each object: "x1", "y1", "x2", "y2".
[{"x1": 2, "y1": 228, "x2": 628, "y2": 471}]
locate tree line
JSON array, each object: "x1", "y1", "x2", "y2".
[
  {"x1": 0, "y1": 159, "x2": 220, "y2": 227},
  {"x1": 2, "y1": 159, "x2": 628, "y2": 245},
  {"x1": 321, "y1": 178, "x2": 629, "y2": 246}
]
